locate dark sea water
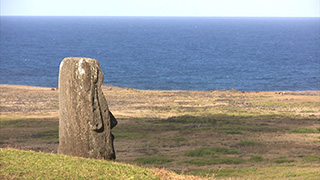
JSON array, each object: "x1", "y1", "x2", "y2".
[{"x1": 0, "y1": 16, "x2": 319, "y2": 91}]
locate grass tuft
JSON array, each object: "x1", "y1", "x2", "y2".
[
  {"x1": 134, "y1": 156, "x2": 174, "y2": 165},
  {"x1": 154, "y1": 115, "x2": 217, "y2": 125},
  {"x1": 171, "y1": 137, "x2": 186, "y2": 142},
  {"x1": 40, "y1": 135, "x2": 59, "y2": 140},
  {"x1": 249, "y1": 155, "x2": 264, "y2": 162},
  {"x1": 41, "y1": 129, "x2": 59, "y2": 134},
  {"x1": 290, "y1": 128, "x2": 317, "y2": 133},
  {"x1": 185, "y1": 147, "x2": 238, "y2": 157},
  {"x1": 273, "y1": 156, "x2": 295, "y2": 164},
  {"x1": 112, "y1": 130, "x2": 142, "y2": 139},
  {"x1": 224, "y1": 131, "x2": 243, "y2": 134},
  {"x1": 237, "y1": 140, "x2": 261, "y2": 146},
  {"x1": 184, "y1": 157, "x2": 245, "y2": 166},
  {"x1": 304, "y1": 155, "x2": 320, "y2": 162},
  {"x1": 300, "y1": 110, "x2": 316, "y2": 113}
]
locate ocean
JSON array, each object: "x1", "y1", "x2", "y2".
[{"x1": 0, "y1": 16, "x2": 319, "y2": 91}]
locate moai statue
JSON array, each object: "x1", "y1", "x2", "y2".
[{"x1": 58, "y1": 57, "x2": 117, "y2": 160}]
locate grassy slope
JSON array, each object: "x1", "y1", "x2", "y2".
[
  {"x1": 1, "y1": 148, "x2": 319, "y2": 180},
  {"x1": 0, "y1": 148, "x2": 206, "y2": 180}
]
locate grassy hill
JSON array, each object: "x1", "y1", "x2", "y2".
[
  {"x1": 0, "y1": 148, "x2": 206, "y2": 180},
  {"x1": 2, "y1": 148, "x2": 320, "y2": 180}
]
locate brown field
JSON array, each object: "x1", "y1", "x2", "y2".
[{"x1": 1, "y1": 84, "x2": 319, "y2": 179}]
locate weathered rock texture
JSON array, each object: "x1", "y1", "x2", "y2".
[{"x1": 58, "y1": 57, "x2": 117, "y2": 160}]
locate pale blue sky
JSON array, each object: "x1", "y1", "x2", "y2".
[{"x1": 1, "y1": 0, "x2": 319, "y2": 17}]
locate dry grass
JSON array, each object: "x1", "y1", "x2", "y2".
[
  {"x1": 1, "y1": 84, "x2": 320, "y2": 179},
  {"x1": 153, "y1": 168, "x2": 214, "y2": 180}
]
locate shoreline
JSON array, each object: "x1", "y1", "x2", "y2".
[
  {"x1": 1, "y1": 83, "x2": 320, "y2": 93},
  {"x1": 1, "y1": 84, "x2": 319, "y2": 119}
]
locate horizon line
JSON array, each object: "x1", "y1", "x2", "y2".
[{"x1": 1, "y1": 15, "x2": 320, "y2": 18}]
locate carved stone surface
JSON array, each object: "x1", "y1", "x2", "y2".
[{"x1": 58, "y1": 57, "x2": 117, "y2": 160}]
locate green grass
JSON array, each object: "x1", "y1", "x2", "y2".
[
  {"x1": 133, "y1": 156, "x2": 174, "y2": 165},
  {"x1": 219, "y1": 124, "x2": 276, "y2": 132},
  {"x1": 300, "y1": 110, "x2": 316, "y2": 113},
  {"x1": 0, "y1": 148, "x2": 160, "y2": 180},
  {"x1": 153, "y1": 115, "x2": 217, "y2": 125},
  {"x1": 249, "y1": 155, "x2": 264, "y2": 162},
  {"x1": 41, "y1": 129, "x2": 59, "y2": 134},
  {"x1": 184, "y1": 157, "x2": 245, "y2": 166},
  {"x1": 39, "y1": 135, "x2": 59, "y2": 140},
  {"x1": 36, "y1": 129, "x2": 59, "y2": 140},
  {"x1": 224, "y1": 130, "x2": 243, "y2": 134},
  {"x1": 290, "y1": 128, "x2": 318, "y2": 133},
  {"x1": 211, "y1": 168, "x2": 257, "y2": 178},
  {"x1": 237, "y1": 140, "x2": 261, "y2": 146},
  {"x1": 185, "y1": 164, "x2": 320, "y2": 179},
  {"x1": 171, "y1": 137, "x2": 186, "y2": 142},
  {"x1": 304, "y1": 155, "x2": 320, "y2": 163},
  {"x1": 273, "y1": 156, "x2": 295, "y2": 164},
  {"x1": 112, "y1": 130, "x2": 143, "y2": 139},
  {"x1": 0, "y1": 117, "x2": 58, "y2": 128},
  {"x1": 0, "y1": 117, "x2": 14, "y2": 121},
  {"x1": 184, "y1": 147, "x2": 243, "y2": 166},
  {"x1": 185, "y1": 147, "x2": 238, "y2": 157},
  {"x1": 0, "y1": 119, "x2": 35, "y2": 127}
]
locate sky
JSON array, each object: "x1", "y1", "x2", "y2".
[{"x1": 1, "y1": 0, "x2": 319, "y2": 17}]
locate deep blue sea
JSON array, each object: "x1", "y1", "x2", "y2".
[{"x1": 0, "y1": 16, "x2": 319, "y2": 91}]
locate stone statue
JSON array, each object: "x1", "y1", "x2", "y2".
[{"x1": 58, "y1": 57, "x2": 117, "y2": 160}]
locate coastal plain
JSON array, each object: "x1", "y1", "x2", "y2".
[{"x1": 1, "y1": 84, "x2": 320, "y2": 179}]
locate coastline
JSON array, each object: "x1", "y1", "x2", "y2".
[
  {"x1": 2, "y1": 83, "x2": 320, "y2": 92},
  {"x1": 2, "y1": 83, "x2": 319, "y2": 130},
  {"x1": 1, "y1": 84, "x2": 320, "y2": 118}
]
